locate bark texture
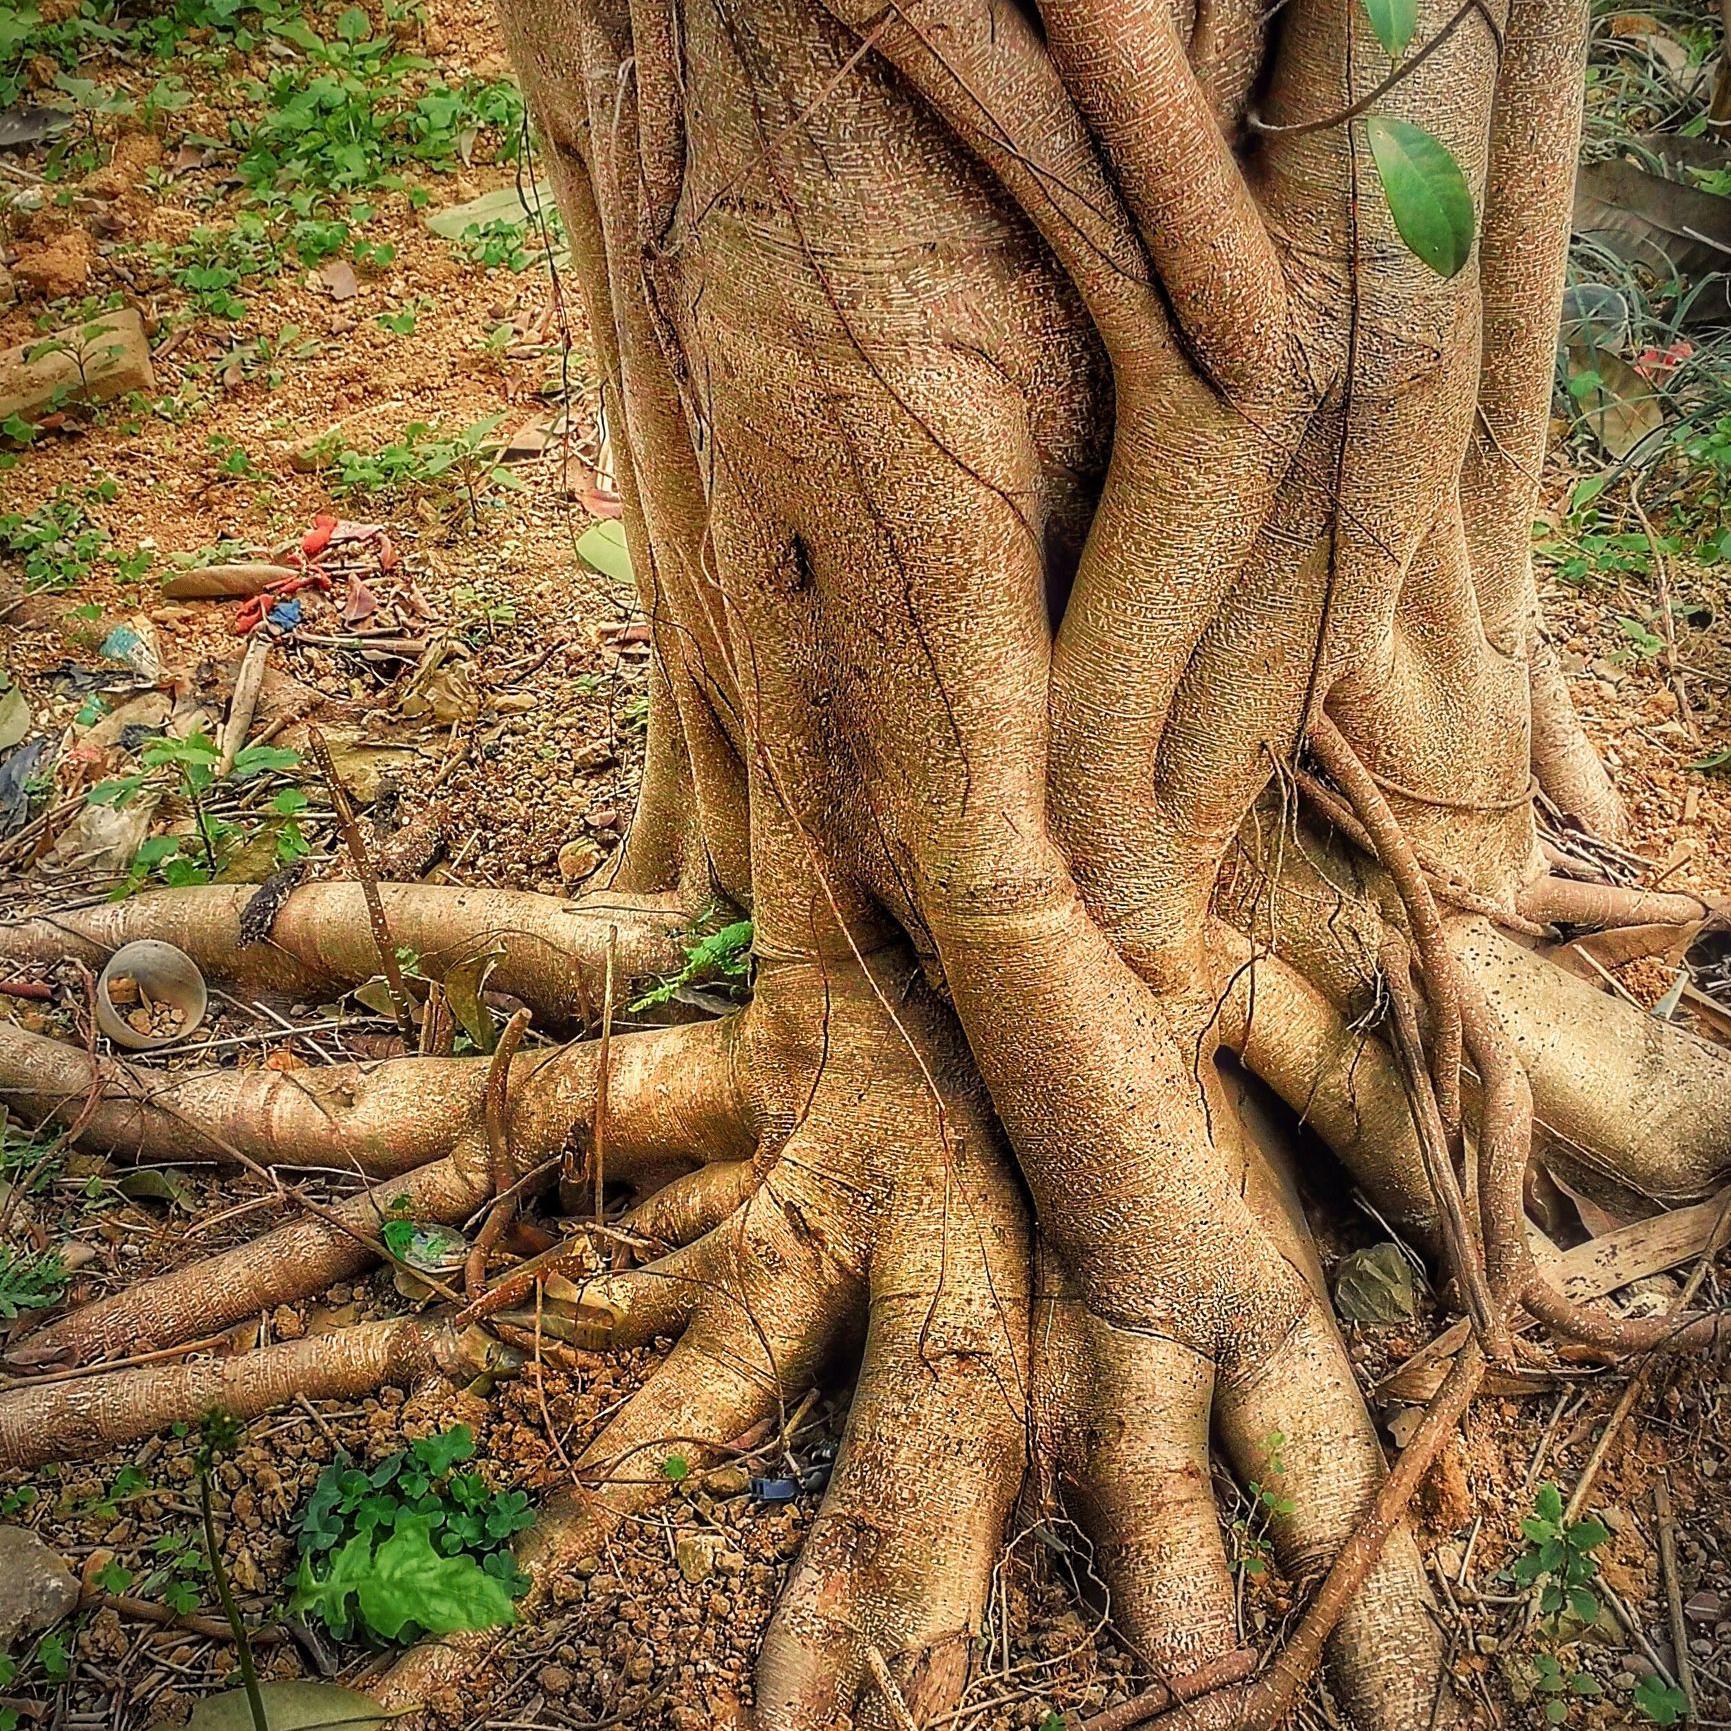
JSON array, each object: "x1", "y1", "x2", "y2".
[{"x1": 4, "y1": 2, "x2": 1730, "y2": 1728}]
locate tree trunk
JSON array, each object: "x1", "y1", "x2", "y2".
[{"x1": 5, "y1": 3, "x2": 1730, "y2": 1728}]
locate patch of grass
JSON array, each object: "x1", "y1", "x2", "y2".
[
  {"x1": 230, "y1": 10, "x2": 522, "y2": 196},
  {"x1": 315, "y1": 412, "x2": 524, "y2": 522}
]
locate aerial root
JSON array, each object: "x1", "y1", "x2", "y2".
[
  {"x1": 18, "y1": 1148, "x2": 494, "y2": 1365},
  {"x1": 465, "y1": 1010, "x2": 534, "y2": 1298},
  {"x1": 0, "y1": 1317, "x2": 455, "y2": 1471},
  {"x1": 756, "y1": 1287, "x2": 1027, "y2": 1731},
  {"x1": 0, "y1": 881, "x2": 698, "y2": 1027},
  {"x1": 1517, "y1": 871, "x2": 1713, "y2": 930},
  {"x1": 375, "y1": 1240, "x2": 847, "y2": 1719},
  {"x1": 0, "y1": 1018, "x2": 492, "y2": 1176},
  {"x1": 1308, "y1": 715, "x2": 1465, "y2": 1136},
  {"x1": 1378, "y1": 941, "x2": 1506, "y2": 1354}
]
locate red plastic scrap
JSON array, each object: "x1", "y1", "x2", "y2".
[{"x1": 234, "y1": 569, "x2": 332, "y2": 635}]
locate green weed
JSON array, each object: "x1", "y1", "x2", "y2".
[
  {"x1": 629, "y1": 919, "x2": 754, "y2": 1012},
  {"x1": 291, "y1": 1424, "x2": 533, "y2": 1644},
  {"x1": 0, "y1": 479, "x2": 118, "y2": 593},
  {"x1": 87, "y1": 733, "x2": 307, "y2": 890},
  {"x1": 0, "y1": 1246, "x2": 68, "y2": 1320},
  {"x1": 316, "y1": 413, "x2": 524, "y2": 522}
]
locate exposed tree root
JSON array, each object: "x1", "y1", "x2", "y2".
[
  {"x1": 0, "y1": 882, "x2": 698, "y2": 1028},
  {"x1": 0, "y1": 1019, "x2": 493, "y2": 1176},
  {"x1": 0, "y1": 1318, "x2": 458, "y2": 1466}
]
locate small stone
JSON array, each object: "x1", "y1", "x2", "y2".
[
  {"x1": 538, "y1": 1664, "x2": 574, "y2": 1697},
  {"x1": 0, "y1": 307, "x2": 154, "y2": 426},
  {"x1": 676, "y1": 1532, "x2": 721, "y2": 1583},
  {"x1": 558, "y1": 837, "x2": 603, "y2": 884},
  {"x1": 1686, "y1": 1591, "x2": 1722, "y2": 1624},
  {"x1": 0, "y1": 1527, "x2": 79, "y2": 1648}
]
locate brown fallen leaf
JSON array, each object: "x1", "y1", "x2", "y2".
[{"x1": 318, "y1": 257, "x2": 359, "y2": 301}]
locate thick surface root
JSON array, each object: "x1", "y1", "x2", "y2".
[
  {"x1": 0, "y1": 1318, "x2": 450, "y2": 1468},
  {"x1": 0, "y1": 882, "x2": 696, "y2": 1027},
  {"x1": 0, "y1": 1020, "x2": 492, "y2": 1176}
]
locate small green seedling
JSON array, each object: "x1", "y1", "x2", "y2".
[
  {"x1": 0, "y1": 1246, "x2": 66, "y2": 1320},
  {"x1": 1506, "y1": 1484, "x2": 1613, "y2": 1722},
  {"x1": 1634, "y1": 1676, "x2": 1688, "y2": 1725},
  {"x1": 1512, "y1": 1483, "x2": 1607, "y2": 1626},
  {"x1": 1230, "y1": 1431, "x2": 1295, "y2": 1583}
]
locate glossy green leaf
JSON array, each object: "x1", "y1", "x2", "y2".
[
  {"x1": 356, "y1": 1514, "x2": 519, "y2": 1640},
  {"x1": 1360, "y1": 0, "x2": 1417, "y2": 56},
  {"x1": 1364, "y1": 116, "x2": 1475, "y2": 278},
  {"x1": 575, "y1": 519, "x2": 632, "y2": 583}
]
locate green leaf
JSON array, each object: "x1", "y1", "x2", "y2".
[
  {"x1": 1634, "y1": 1677, "x2": 1687, "y2": 1725},
  {"x1": 1364, "y1": 116, "x2": 1475, "y2": 278},
  {"x1": 1360, "y1": 0, "x2": 1417, "y2": 56},
  {"x1": 358, "y1": 1513, "x2": 518, "y2": 1640},
  {"x1": 290, "y1": 1531, "x2": 375, "y2": 1638},
  {"x1": 575, "y1": 519, "x2": 633, "y2": 584},
  {"x1": 176, "y1": 1679, "x2": 389, "y2": 1730},
  {"x1": 662, "y1": 1453, "x2": 690, "y2": 1484},
  {"x1": 1543, "y1": 1700, "x2": 1568, "y2": 1725},
  {"x1": 1567, "y1": 1517, "x2": 1608, "y2": 1552},
  {"x1": 231, "y1": 744, "x2": 302, "y2": 780},
  {"x1": 1533, "y1": 1484, "x2": 1564, "y2": 1524},
  {"x1": 412, "y1": 1425, "x2": 475, "y2": 1477}
]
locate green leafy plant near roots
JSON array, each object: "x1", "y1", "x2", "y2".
[
  {"x1": 628, "y1": 918, "x2": 754, "y2": 1011},
  {"x1": 0, "y1": 479, "x2": 122, "y2": 593},
  {"x1": 231, "y1": 8, "x2": 521, "y2": 195},
  {"x1": 1504, "y1": 1482, "x2": 1684, "y2": 1725},
  {"x1": 87, "y1": 733, "x2": 308, "y2": 891},
  {"x1": 0, "y1": 1247, "x2": 67, "y2": 1322},
  {"x1": 315, "y1": 414, "x2": 526, "y2": 522},
  {"x1": 1229, "y1": 1430, "x2": 1297, "y2": 1585},
  {"x1": 291, "y1": 1425, "x2": 534, "y2": 1644}
]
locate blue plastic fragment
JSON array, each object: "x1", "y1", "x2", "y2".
[
  {"x1": 268, "y1": 598, "x2": 303, "y2": 629},
  {"x1": 750, "y1": 1477, "x2": 799, "y2": 1503}
]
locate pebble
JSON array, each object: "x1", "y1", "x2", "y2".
[{"x1": 0, "y1": 1526, "x2": 78, "y2": 1648}]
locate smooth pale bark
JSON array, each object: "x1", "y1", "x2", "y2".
[{"x1": 4, "y1": 4, "x2": 1730, "y2": 1729}]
